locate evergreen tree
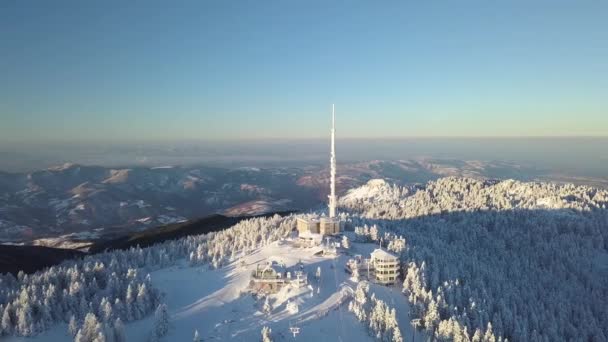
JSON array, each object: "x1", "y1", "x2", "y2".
[
  {"x1": 261, "y1": 326, "x2": 272, "y2": 342},
  {"x1": 425, "y1": 299, "x2": 440, "y2": 333},
  {"x1": 68, "y1": 315, "x2": 79, "y2": 337},
  {"x1": 152, "y1": 304, "x2": 169, "y2": 339},
  {"x1": 342, "y1": 235, "x2": 351, "y2": 249},
  {"x1": 1, "y1": 303, "x2": 13, "y2": 335},
  {"x1": 113, "y1": 318, "x2": 125, "y2": 342},
  {"x1": 263, "y1": 297, "x2": 272, "y2": 314},
  {"x1": 78, "y1": 313, "x2": 103, "y2": 342}
]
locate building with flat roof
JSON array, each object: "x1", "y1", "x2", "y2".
[{"x1": 295, "y1": 230, "x2": 323, "y2": 248}]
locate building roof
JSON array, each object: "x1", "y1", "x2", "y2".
[
  {"x1": 298, "y1": 230, "x2": 323, "y2": 241},
  {"x1": 261, "y1": 262, "x2": 285, "y2": 275},
  {"x1": 297, "y1": 216, "x2": 320, "y2": 223},
  {"x1": 371, "y1": 248, "x2": 398, "y2": 260}
]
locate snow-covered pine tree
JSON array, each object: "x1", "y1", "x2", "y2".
[
  {"x1": 342, "y1": 235, "x2": 350, "y2": 249},
  {"x1": 1, "y1": 303, "x2": 13, "y2": 335},
  {"x1": 370, "y1": 225, "x2": 379, "y2": 241},
  {"x1": 77, "y1": 312, "x2": 103, "y2": 342},
  {"x1": 16, "y1": 303, "x2": 33, "y2": 336},
  {"x1": 263, "y1": 297, "x2": 272, "y2": 314},
  {"x1": 425, "y1": 299, "x2": 440, "y2": 334},
  {"x1": 113, "y1": 318, "x2": 125, "y2": 342},
  {"x1": 152, "y1": 304, "x2": 169, "y2": 339},
  {"x1": 261, "y1": 326, "x2": 272, "y2": 342},
  {"x1": 68, "y1": 315, "x2": 79, "y2": 337},
  {"x1": 136, "y1": 284, "x2": 150, "y2": 319},
  {"x1": 125, "y1": 285, "x2": 135, "y2": 322},
  {"x1": 392, "y1": 326, "x2": 403, "y2": 342}
]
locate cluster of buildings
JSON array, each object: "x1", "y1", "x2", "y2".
[
  {"x1": 249, "y1": 106, "x2": 400, "y2": 293},
  {"x1": 250, "y1": 261, "x2": 308, "y2": 293}
]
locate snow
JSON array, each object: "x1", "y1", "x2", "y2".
[
  {"x1": 9, "y1": 239, "x2": 423, "y2": 341},
  {"x1": 370, "y1": 248, "x2": 398, "y2": 260},
  {"x1": 136, "y1": 217, "x2": 153, "y2": 224}
]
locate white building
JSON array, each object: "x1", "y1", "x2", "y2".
[
  {"x1": 346, "y1": 249, "x2": 400, "y2": 285},
  {"x1": 370, "y1": 249, "x2": 400, "y2": 285}
]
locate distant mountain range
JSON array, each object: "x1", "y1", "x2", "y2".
[{"x1": 1, "y1": 159, "x2": 606, "y2": 245}]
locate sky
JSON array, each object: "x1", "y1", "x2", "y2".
[{"x1": 1, "y1": 0, "x2": 607, "y2": 142}]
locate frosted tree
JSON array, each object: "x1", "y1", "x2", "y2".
[
  {"x1": 16, "y1": 303, "x2": 33, "y2": 336},
  {"x1": 261, "y1": 326, "x2": 272, "y2": 342},
  {"x1": 483, "y1": 322, "x2": 496, "y2": 342},
  {"x1": 193, "y1": 329, "x2": 200, "y2": 342},
  {"x1": 113, "y1": 318, "x2": 125, "y2": 342},
  {"x1": 392, "y1": 326, "x2": 403, "y2": 342},
  {"x1": 2, "y1": 303, "x2": 13, "y2": 335},
  {"x1": 152, "y1": 304, "x2": 169, "y2": 339},
  {"x1": 92, "y1": 331, "x2": 107, "y2": 342},
  {"x1": 355, "y1": 283, "x2": 368, "y2": 305},
  {"x1": 351, "y1": 265, "x2": 360, "y2": 282},
  {"x1": 315, "y1": 267, "x2": 321, "y2": 280},
  {"x1": 342, "y1": 235, "x2": 351, "y2": 249},
  {"x1": 125, "y1": 285, "x2": 135, "y2": 321},
  {"x1": 101, "y1": 299, "x2": 113, "y2": 323},
  {"x1": 136, "y1": 284, "x2": 150, "y2": 320},
  {"x1": 77, "y1": 313, "x2": 103, "y2": 342},
  {"x1": 75, "y1": 329, "x2": 84, "y2": 342},
  {"x1": 263, "y1": 297, "x2": 272, "y2": 314},
  {"x1": 472, "y1": 328, "x2": 483, "y2": 342},
  {"x1": 424, "y1": 299, "x2": 440, "y2": 333},
  {"x1": 68, "y1": 315, "x2": 79, "y2": 337},
  {"x1": 369, "y1": 225, "x2": 379, "y2": 241}
]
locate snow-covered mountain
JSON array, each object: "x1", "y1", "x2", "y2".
[
  {"x1": 0, "y1": 164, "x2": 311, "y2": 242},
  {"x1": 343, "y1": 177, "x2": 608, "y2": 341},
  {"x1": 1, "y1": 177, "x2": 607, "y2": 341},
  {"x1": 4, "y1": 159, "x2": 606, "y2": 244},
  {"x1": 341, "y1": 177, "x2": 608, "y2": 218}
]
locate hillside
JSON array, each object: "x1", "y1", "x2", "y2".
[
  {"x1": 88, "y1": 211, "x2": 293, "y2": 253},
  {"x1": 342, "y1": 177, "x2": 608, "y2": 341},
  {"x1": 3, "y1": 159, "x2": 606, "y2": 244},
  {"x1": 0, "y1": 244, "x2": 85, "y2": 275},
  {"x1": 1, "y1": 177, "x2": 607, "y2": 341}
]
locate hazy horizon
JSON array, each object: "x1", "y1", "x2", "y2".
[{"x1": 1, "y1": 138, "x2": 606, "y2": 180}]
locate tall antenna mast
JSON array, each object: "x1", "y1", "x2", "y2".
[{"x1": 329, "y1": 104, "x2": 337, "y2": 218}]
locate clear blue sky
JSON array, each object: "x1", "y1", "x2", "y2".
[{"x1": 1, "y1": 0, "x2": 606, "y2": 141}]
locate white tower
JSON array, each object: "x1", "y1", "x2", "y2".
[{"x1": 329, "y1": 104, "x2": 337, "y2": 218}]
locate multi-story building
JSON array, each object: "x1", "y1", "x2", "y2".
[
  {"x1": 345, "y1": 249, "x2": 400, "y2": 285},
  {"x1": 370, "y1": 249, "x2": 400, "y2": 285}
]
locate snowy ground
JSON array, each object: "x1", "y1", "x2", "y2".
[{"x1": 5, "y1": 240, "x2": 424, "y2": 341}]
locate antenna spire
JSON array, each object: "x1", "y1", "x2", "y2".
[{"x1": 329, "y1": 104, "x2": 337, "y2": 218}]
